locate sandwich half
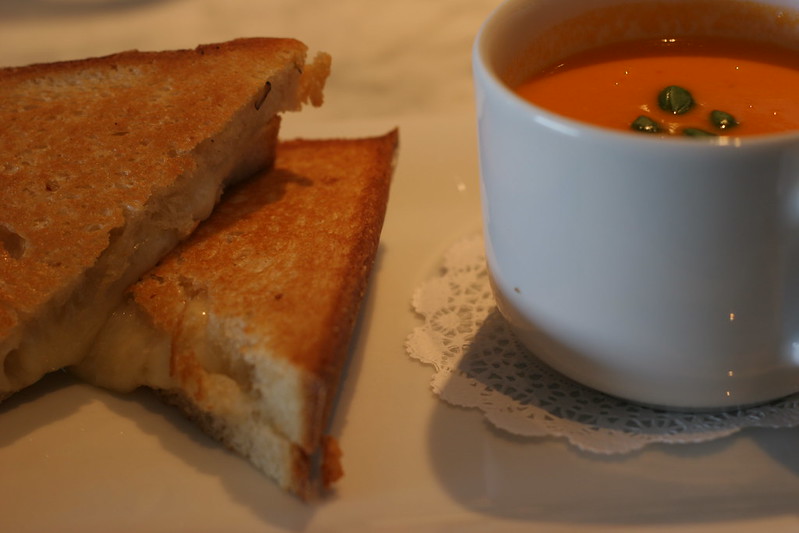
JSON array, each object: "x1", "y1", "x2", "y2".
[
  {"x1": 74, "y1": 131, "x2": 399, "y2": 498},
  {"x1": 0, "y1": 38, "x2": 330, "y2": 400}
]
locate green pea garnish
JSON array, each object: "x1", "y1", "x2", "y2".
[
  {"x1": 631, "y1": 85, "x2": 741, "y2": 139},
  {"x1": 683, "y1": 127, "x2": 717, "y2": 137},
  {"x1": 658, "y1": 85, "x2": 695, "y2": 115},
  {"x1": 631, "y1": 115, "x2": 661, "y2": 133},
  {"x1": 710, "y1": 110, "x2": 739, "y2": 130}
]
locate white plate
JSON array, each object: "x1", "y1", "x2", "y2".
[{"x1": 3, "y1": 113, "x2": 799, "y2": 532}]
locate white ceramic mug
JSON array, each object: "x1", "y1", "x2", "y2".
[{"x1": 473, "y1": 0, "x2": 799, "y2": 409}]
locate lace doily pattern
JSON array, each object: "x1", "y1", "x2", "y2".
[{"x1": 406, "y1": 234, "x2": 799, "y2": 454}]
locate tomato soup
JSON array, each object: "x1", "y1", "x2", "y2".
[{"x1": 515, "y1": 37, "x2": 799, "y2": 137}]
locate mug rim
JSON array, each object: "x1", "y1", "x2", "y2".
[{"x1": 473, "y1": 0, "x2": 799, "y2": 148}]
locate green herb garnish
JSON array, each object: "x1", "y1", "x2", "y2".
[
  {"x1": 683, "y1": 127, "x2": 717, "y2": 137},
  {"x1": 658, "y1": 85, "x2": 695, "y2": 115},
  {"x1": 631, "y1": 85, "x2": 741, "y2": 138},
  {"x1": 709, "y1": 110, "x2": 739, "y2": 130},
  {"x1": 631, "y1": 115, "x2": 661, "y2": 133}
]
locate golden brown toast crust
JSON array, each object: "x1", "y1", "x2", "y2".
[
  {"x1": 134, "y1": 131, "x2": 397, "y2": 442},
  {"x1": 0, "y1": 38, "x2": 329, "y2": 397},
  {"x1": 114, "y1": 131, "x2": 398, "y2": 498},
  {"x1": 0, "y1": 38, "x2": 307, "y2": 327}
]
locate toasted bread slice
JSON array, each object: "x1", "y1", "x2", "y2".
[
  {"x1": 74, "y1": 131, "x2": 398, "y2": 498},
  {"x1": 0, "y1": 38, "x2": 331, "y2": 400}
]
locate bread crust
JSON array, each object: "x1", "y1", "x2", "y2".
[
  {"x1": 77, "y1": 131, "x2": 398, "y2": 498},
  {"x1": 0, "y1": 38, "x2": 329, "y2": 398},
  {"x1": 0, "y1": 38, "x2": 307, "y2": 304},
  {"x1": 135, "y1": 131, "x2": 397, "y2": 447}
]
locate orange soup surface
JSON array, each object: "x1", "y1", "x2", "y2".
[{"x1": 515, "y1": 37, "x2": 799, "y2": 137}]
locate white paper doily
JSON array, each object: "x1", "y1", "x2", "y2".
[{"x1": 406, "y1": 234, "x2": 799, "y2": 454}]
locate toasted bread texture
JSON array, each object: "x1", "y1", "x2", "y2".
[
  {"x1": 0, "y1": 38, "x2": 331, "y2": 400},
  {"x1": 74, "y1": 131, "x2": 398, "y2": 498}
]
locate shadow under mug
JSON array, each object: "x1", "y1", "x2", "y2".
[{"x1": 473, "y1": 0, "x2": 799, "y2": 410}]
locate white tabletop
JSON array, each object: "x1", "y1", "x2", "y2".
[{"x1": 2, "y1": 1, "x2": 799, "y2": 532}]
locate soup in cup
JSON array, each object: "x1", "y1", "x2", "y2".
[{"x1": 473, "y1": 0, "x2": 799, "y2": 409}]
